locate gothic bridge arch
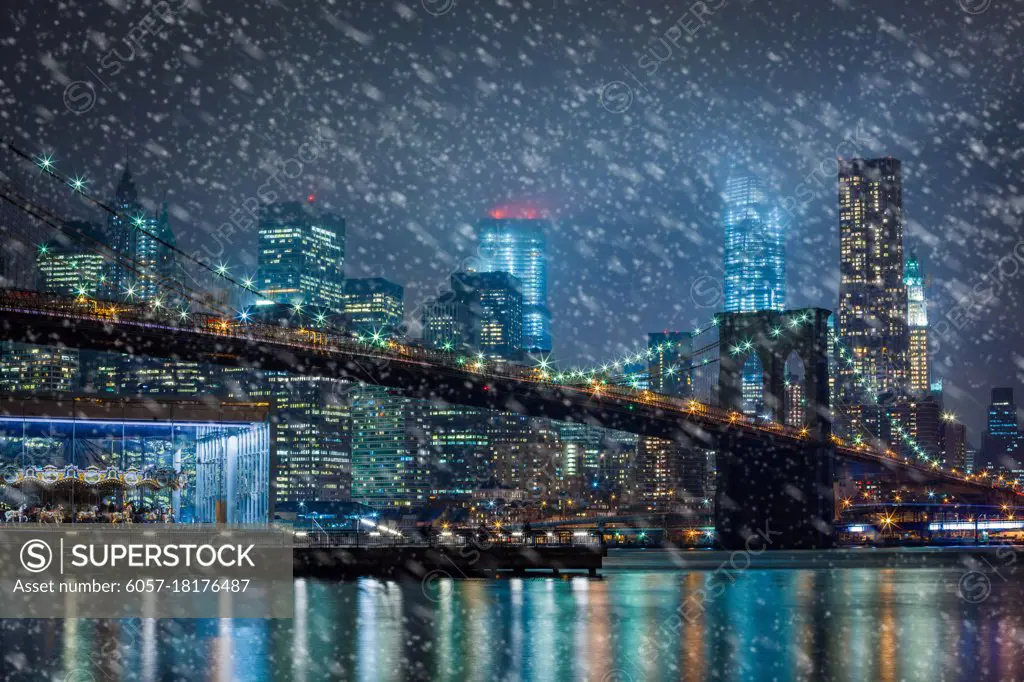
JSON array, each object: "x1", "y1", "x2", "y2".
[{"x1": 717, "y1": 307, "x2": 832, "y2": 440}]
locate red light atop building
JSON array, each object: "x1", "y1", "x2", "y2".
[
  {"x1": 487, "y1": 205, "x2": 545, "y2": 220},
  {"x1": 306, "y1": 194, "x2": 316, "y2": 203}
]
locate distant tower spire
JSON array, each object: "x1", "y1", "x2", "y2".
[{"x1": 115, "y1": 150, "x2": 137, "y2": 206}]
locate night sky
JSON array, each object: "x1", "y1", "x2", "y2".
[{"x1": 1, "y1": 0, "x2": 1022, "y2": 438}]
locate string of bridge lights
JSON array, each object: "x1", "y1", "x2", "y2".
[{"x1": 518, "y1": 316, "x2": 724, "y2": 387}]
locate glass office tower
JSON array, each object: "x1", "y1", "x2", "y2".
[
  {"x1": 723, "y1": 175, "x2": 785, "y2": 314},
  {"x1": 257, "y1": 201, "x2": 345, "y2": 313},
  {"x1": 477, "y1": 215, "x2": 551, "y2": 352}
]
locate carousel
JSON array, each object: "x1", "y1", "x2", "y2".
[{"x1": 0, "y1": 464, "x2": 186, "y2": 524}]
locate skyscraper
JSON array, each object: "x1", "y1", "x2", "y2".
[
  {"x1": 214, "y1": 368, "x2": 352, "y2": 505},
  {"x1": 102, "y1": 164, "x2": 177, "y2": 302},
  {"x1": 134, "y1": 203, "x2": 177, "y2": 302},
  {"x1": 940, "y1": 419, "x2": 968, "y2": 471},
  {"x1": 889, "y1": 397, "x2": 941, "y2": 460},
  {"x1": 268, "y1": 375, "x2": 352, "y2": 504},
  {"x1": 257, "y1": 201, "x2": 345, "y2": 313},
  {"x1": 837, "y1": 158, "x2": 908, "y2": 403},
  {"x1": 983, "y1": 387, "x2": 1020, "y2": 467},
  {"x1": 905, "y1": 254, "x2": 930, "y2": 393},
  {"x1": 477, "y1": 214, "x2": 551, "y2": 352},
  {"x1": 117, "y1": 357, "x2": 213, "y2": 396},
  {"x1": 637, "y1": 437, "x2": 706, "y2": 505},
  {"x1": 36, "y1": 221, "x2": 106, "y2": 296},
  {"x1": 723, "y1": 175, "x2": 785, "y2": 313},
  {"x1": 451, "y1": 271, "x2": 523, "y2": 359},
  {"x1": 350, "y1": 384, "x2": 423, "y2": 508},
  {"x1": 723, "y1": 175, "x2": 784, "y2": 419},
  {"x1": 103, "y1": 162, "x2": 140, "y2": 299},
  {"x1": 414, "y1": 403, "x2": 490, "y2": 498},
  {"x1": 558, "y1": 422, "x2": 605, "y2": 489},
  {"x1": 827, "y1": 313, "x2": 838, "y2": 407},
  {"x1": 647, "y1": 331, "x2": 693, "y2": 396},
  {"x1": 342, "y1": 277, "x2": 404, "y2": 337},
  {"x1": 422, "y1": 291, "x2": 474, "y2": 351},
  {"x1": 484, "y1": 413, "x2": 561, "y2": 497}
]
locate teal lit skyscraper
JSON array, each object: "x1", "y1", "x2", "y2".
[
  {"x1": 102, "y1": 164, "x2": 177, "y2": 302},
  {"x1": 102, "y1": 163, "x2": 139, "y2": 299},
  {"x1": 723, "y1": 175, "x2": 785, "y2": 313},
  {"x1": 257, "y1": 201, "x2": 345, "y2": 313},
  {"x1": 135, "y1": 204, "x2": 176, "y2": 302},
  {"x1": 477, "y1": 213, "x2": 551, "y2": 352},
  {"x1": 723, "y1": 175, "x2": 785, "y2": 417}
]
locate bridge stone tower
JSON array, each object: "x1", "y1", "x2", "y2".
[{"x1": 714, "y1": 308, "x2": 836, "y2": 550}]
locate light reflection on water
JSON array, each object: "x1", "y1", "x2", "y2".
[{"x1": 3, "y1": 550, "x2": 1023, "y2": 681}]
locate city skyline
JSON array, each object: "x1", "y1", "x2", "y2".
[
  {"x1": 10, "y1": 150, "x2": 1022, "y2": 443},
  {"x1": 10, "y1": 164, "x2": 1019, "y2": 478}
]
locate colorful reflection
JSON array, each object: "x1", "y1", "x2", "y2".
[{"x1": 3, "y1": 553, "x2": 1022, "y2": 681}]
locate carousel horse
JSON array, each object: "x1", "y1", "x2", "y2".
[
  {"x1": 4, "y1": 505, "x2": 27, "y2": 524},
  {"x1": 39, "y1": 504, "x2": 65, "y2": 524},
  {"x1": 76, "y1": 506, "x2": 99, "y2": 523}
]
